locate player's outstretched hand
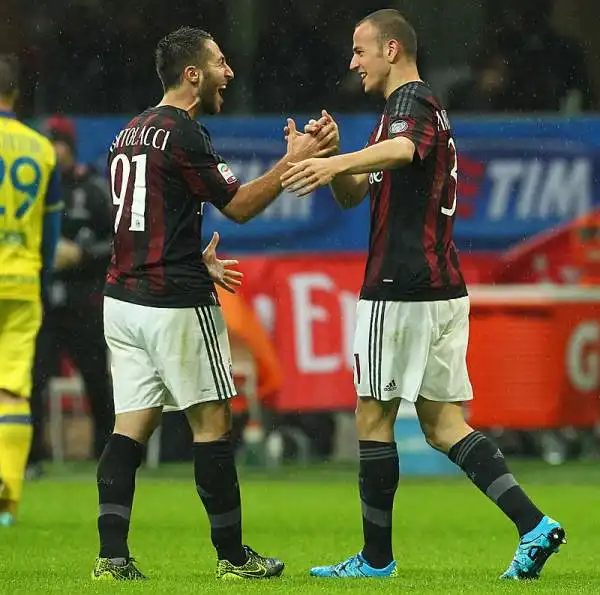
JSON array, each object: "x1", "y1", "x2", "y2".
[
  {"x1": 281, "y1": 158, "x2": 340, "y2": 197},
  {"x1": 202, "y1": 231, "x2": 243, "y2": 294}
]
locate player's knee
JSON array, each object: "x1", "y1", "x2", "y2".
[
  {"x1": 420, "y1": 421, "x2": 462, "y2": 454},
  {"x1": 421, "y1": 424, "x2": 449, "y2": 453},
  {"x1": 113, "y1": 408, "x2": 161, "y2": 444},
  {"x1": 186, "y1": 400, "x2": 232, "y2": 442},
  {"x1": 355, "y1": 399, "x2": 396, "y2": 441}
]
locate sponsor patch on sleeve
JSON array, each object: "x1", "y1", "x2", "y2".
[
  {"x1": 217, "y1": 162, "x2": 237, "y2": 184},
  {"x1": 389, "y1": 120, "x2": 409, "y2": 135}
]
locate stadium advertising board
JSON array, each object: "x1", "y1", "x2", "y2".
[{"x1": 68, "y1": 115, "x2": 600, "y2": 254}]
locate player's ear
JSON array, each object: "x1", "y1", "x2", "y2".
[
  {"x1": 387, "y1": 40, "x2": 400, "y2": 63},
  {"x1": 184, "y1": 65, "x2": 202, "y2": 86}
]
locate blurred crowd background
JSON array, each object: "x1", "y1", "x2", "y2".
[{"x1": 1, "y1": 0, "x2": 598, "y2": 117}]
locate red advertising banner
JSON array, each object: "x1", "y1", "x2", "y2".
[
  {"x1": 468, "y1": 287, "x2": 600, "y2": 428},
  {"x1": 271, "y1": 257, "x2": 363, "y2": 412},
  {"x1": 238, "y1": 255, "x2": 363, "y2": 412}
]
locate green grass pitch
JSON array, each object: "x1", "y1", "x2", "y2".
[{"x1": 0, "y1": 460, "x2": 598, "y2": 594}]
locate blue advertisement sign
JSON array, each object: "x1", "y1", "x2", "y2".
[
  {"x1": 69, "y1": 114, "x2": 600, "y2": 253},
  {"x1": 452, "y1": 118, "x2": 600, "y2": 250}
]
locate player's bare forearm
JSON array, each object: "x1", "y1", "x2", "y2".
[
  {"x1": 332, "y1": 138, "x2": 415, "y2": 175},
  {"x1": 281, "y1": 137, "x2": 416, "y2": 198},
  {"x1": 224, "y1": 117, "x2": 335, "y2": 223},
  {"x1": 221, "y1": 158, "x2": 289, "y2": 224},
  {"x1": 330, "y1": 173, "x2": 369, "y2": 209}
]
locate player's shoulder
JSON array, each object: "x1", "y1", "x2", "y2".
[
  {"x1": 173, "y1": 114, "x2": 215, "y2": 155},
  {"x1": 385, "y1": 81, "x2": 442, "y2": 118},
  {"x1": 175, "y1": 112, "x2": 211, "y2": 142},
  {"x1": 37, "y1": 134, "x2": 57, "y2": 168}
]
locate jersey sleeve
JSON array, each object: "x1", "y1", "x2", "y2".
[
  {"x1": 386, "y1": 95, "x2": 436, "y2": 161},
  {"x1": 44, "y1": 165, "x2": 64, "y2": 213},
  {"x1": 174, "y1": 124, "x2": 240, "y2": 210},
  {"x1": 41, "y1": 165, "x2": 63, "y2": 290}
]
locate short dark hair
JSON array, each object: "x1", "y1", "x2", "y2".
[
  {"x1": 0, "y1": 54, "x2": 19, "y2": 98},
  {"x1": 155, "y1": 27, "x2": 214, "y2": 91},
  {"x1": 357, "y1": 9, "x2": 417, "y2": 60}
]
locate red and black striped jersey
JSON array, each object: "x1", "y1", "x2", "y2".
[
  {"x1": 360, "y1": 81, "x2": 467, "y2": 302},
  {"x1": 104, "y1": 106, "x2": 240, "y2": 308}
]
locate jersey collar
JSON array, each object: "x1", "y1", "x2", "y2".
[{"x1": 0, "y1": 110, "x2": 16, "y2": 119}]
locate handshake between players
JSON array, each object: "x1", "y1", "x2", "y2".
[{"x1": 282, "y1": 110, "x2": 341, "y2": 197}]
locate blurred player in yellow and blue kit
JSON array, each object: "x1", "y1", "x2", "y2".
[{"x1": 0, "y1": 54, "x2": 62, "y2": 526}]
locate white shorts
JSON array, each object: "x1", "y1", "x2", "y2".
[
  {"x1": 104, "y1": 297, "x2": 236, "y2": 414},
  {"x1": 353, "y1": 297, "x2": 473, "y2": 403}
]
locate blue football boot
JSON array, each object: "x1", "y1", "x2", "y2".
[
  {"x1": 310, "y1": 552, "x2": 397, "y2": 578},
  {"x1": 501, "y1": 516, "x2": 566, "y2": 580}
]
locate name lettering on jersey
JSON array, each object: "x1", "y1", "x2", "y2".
[
  {"x1": 0, "y1": 131, "x2": 43, "y2": 154},
  {"x1": 109, "y1": 126, "x2": 171, "y2": 153},
  {"x1": 436, "y1": 110, "x2": 451, "y2": 132}
]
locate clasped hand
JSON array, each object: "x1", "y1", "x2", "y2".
[{"x1": 281, "y1": 110, "x2": 341, "y2": 197}]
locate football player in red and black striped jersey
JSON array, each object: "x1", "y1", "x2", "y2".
[
  {"x1": 283, "y1": 9, "x2": 564, "y2": 581},
  {"x1": 93, "y1": 26, "x2": 337, "y2": 582}
]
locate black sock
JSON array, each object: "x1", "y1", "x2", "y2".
[
  {"x1": 448, "y1": 431, "x2": 544, "y2": 536},
  {"x1": 194, "y1": 437, "x2": 245, "y2": 565},
  {"x1": 359, "y1": 440, "x2": 399, "y2": 568},
  {"x1": 97, "y1": 433, "x2": 143, "y2": 559}
]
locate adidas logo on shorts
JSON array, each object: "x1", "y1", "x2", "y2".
[{"x1": 384, "y1": 380, "x2": 397, "y2": 392}]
